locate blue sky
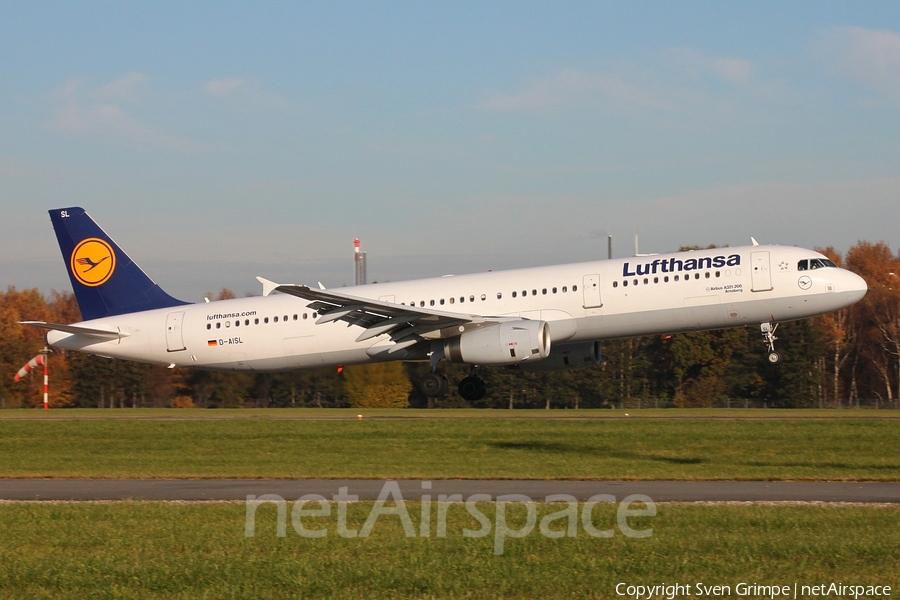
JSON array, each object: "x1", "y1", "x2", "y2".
[{"x1": 2, "y1": 2, "x2": 899, "y2": 300}]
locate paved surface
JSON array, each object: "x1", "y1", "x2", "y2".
[{"x1": 1, "y1": 480, "x2": 898, "y2": 502}]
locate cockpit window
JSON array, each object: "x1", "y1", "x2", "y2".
[
  {"x1": 802, "y1": 258, "x2": 837, "y2": 270},
  {"x1": 810, "y1": 258, "x2": 829, "y2": 269}
]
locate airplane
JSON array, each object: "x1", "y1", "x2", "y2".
[{"x1": 23, "y1": 207, "x2": 867, "y2": 401}]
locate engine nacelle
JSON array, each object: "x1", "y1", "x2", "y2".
[
  {"x1": 444, "y1": 320, "x2": 551, "y2": 365},
  {"x1": 519, "y1": 341, "x2": 601, "y2": 372}
]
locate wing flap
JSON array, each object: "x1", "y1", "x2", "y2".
[{"x1": 255, "y1": 279, "x2": 502, "y2": 345}]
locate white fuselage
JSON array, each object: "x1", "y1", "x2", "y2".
[{"x1": 47, "y1": 245, "x2": 867, "y2": 371}]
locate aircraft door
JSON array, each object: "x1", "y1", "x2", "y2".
[
  {"x1": 166, "y1": 311, "x2": 186, "y2": 352},
  {"x1": 750, "y1": 251, "x2": 773, "y2": 292},
  {"x1": 583, "y1": 274, "x2": 602, "y2": 309}
]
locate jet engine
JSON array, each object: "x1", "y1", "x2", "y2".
[
  {"x1": 444, "y1": 320, "x2": 550, "y2": 365},
  {"x1": 519, "y1": 341, "x2": 601, "y2": 372}
]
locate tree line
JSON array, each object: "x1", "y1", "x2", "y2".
[{"x1": 2, "y1": 241, "x2": 898, "y2": 409}]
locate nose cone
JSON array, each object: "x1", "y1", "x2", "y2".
[{"x1": 843, "y1": 270, "x2": 868, "y2": 305}]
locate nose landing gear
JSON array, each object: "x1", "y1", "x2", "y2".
[{"x1": 761, "y1": 322, "x2": 780, "y2": 364}]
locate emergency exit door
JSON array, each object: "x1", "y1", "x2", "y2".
[{"x1": 751, "y1": 252, "x2": 773, "y2": 292}]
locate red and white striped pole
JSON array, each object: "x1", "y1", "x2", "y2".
[
  {"x1": 42, "y1": 347, "x2": 49, "y2": 410},
  {"x1": 13, "y1": 350, "x2": 49, "y2": 409}
]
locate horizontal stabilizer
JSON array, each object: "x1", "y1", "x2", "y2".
[{"x1": 19, "y1": 321, "x2": 127, "y2": 340}]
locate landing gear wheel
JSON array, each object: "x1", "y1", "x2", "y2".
[
  {"x1": 458, "y1": 376, "x2": 487, "y2": 402},
  {"x1": 760, "y1": 321, "x2": 781, "y2": 365},
  {"x1": 419, "y1": 372, "x2": 448, "y2": 397}
]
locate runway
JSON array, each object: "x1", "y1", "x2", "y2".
[{"x1": 1, "y1": 480, "x2": 898, "y2": 502}]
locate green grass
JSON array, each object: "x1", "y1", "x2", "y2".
[
  {"x1": 0, "y1": 410, "x2": 898, "y2": 479},
  {"x1": 1, "y1": 407, "x2": 898, "y2": 419},
  {"x1": 0, "y1": 501, "x2": 896, "y2": 599}
]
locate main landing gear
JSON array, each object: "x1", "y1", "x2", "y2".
[
  {"x1": 761, "y1": 321, "x2": 781, "y2": 364},
  {"x1": 418, "y1": 368, "x2": 486, "y2": 401},
  {"x1": 458, "y1": 368, "x2": 486, "y2": 402},
  {"x1": 418, "y1": 371, "x2": 449, "y2": 397}
]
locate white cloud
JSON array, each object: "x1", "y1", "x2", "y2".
[
  {"x1": 44, "y1": 76, "x2": 210, "y2": 152},
  {"x1": 202, "y1": 77, "x2": 288, "y2": 109},
  {"x1": 818, "y1": 26, "x2": 900, "y2": 102},
  {"x1": 481, "y1": 68, "x2": 672, "y2": 113},
  {"x1": 204, "y1": 77, "x2": 247, "y2": 97},
  {"x1": 95, "y1": 72, "x2": 151, "y2": 103},
  {"x1": 664, "y1": 48, "x2": 754, "y2": 87}
]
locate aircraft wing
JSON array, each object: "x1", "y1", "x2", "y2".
[{"x1": 257, "y1": 277, "x2": 512, "y2": 349}]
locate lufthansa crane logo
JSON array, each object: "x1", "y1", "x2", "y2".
[{"x1": 70, "y1": 238, "x2": 116, "y2": 287}]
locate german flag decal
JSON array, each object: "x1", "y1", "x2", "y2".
[{"x1": 208, "y1": 340, "x2": 218, "y2": 347}]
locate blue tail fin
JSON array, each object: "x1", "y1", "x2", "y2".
[{"x1": 49, "y1": 207, "x2": 189, "y2": 320}]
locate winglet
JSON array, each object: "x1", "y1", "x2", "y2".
[
  {"x1": 318, "y1": 281, "x2": 326, "y2": 290},
  {"x1": 256, "y1": 277, "x2": 280, "y2": 297},
  {"x1": 751, "y1": 237, "x2": 760, "y2": 246}
]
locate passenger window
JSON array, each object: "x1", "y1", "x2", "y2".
[
  {"x1": 573, "y1": 285, "x2": 578, "y2": 291},
  {"x1": 235, "y1": 320, "x2": 240, "y2": 327},
  {"x1": 430, "y1": 300, "x2": 435, "y2": 306},
  {"x1": 440, "y1": 299, "x2": 445, "y2": 305},
  {"x1": 552, "y1": 287, "x2": 557, "y2": 293},
  {"x1": 481, "y1": 294, "x2": 486, "y2": 301},
  {"x1": 420, "y1": 301, "x2": 425, "y2": 307},
  {"x1": 512, "y1": 291, "x2": 517, "y2": 298},
  {"x1": 274, "y1": 316, "x2": 279, "y2": 323},
  {"x1": 216, "y1": 322, "x2": 221, "y2": 329},
  {"x1": 293, "y1": 315, "x2": 298, "y2": 321},
  {"x1": 497, "y1": 293, "x2": 502, "y2": 299},
  {"x1": 623, "y1": 280, "x2": 628, "y2": 287},
  {"x1": 206, "y1": 323, "x2": 211, "y2": 330},
  {"x1": 695, "y1": 273, "x2": 700, "y2": 279},
  {"x1": 264, "y1": 317, "x2": 269, "y2": 323},
  {"x1": 542, "y1": 288, "x2": 547, "y2": 295},
  {"x1": 798, "y1": 260, "x2": 808, "y2": 271},
  {"x1": 522, "y1": 290, "x2": 527, "y2": 296},
  {"x1": 532, "y1": 289, "x2": 537, "y2": 296},
  {"x1": 460, "y1": 297, "x2": 465, "y2": 303},
  {"x1": 449, "y1": 297, "x2": 455, "y2": 304},
  {"x1": 254, "y1": 318, "x2": 259, "y2": 325},
  {"x1": 469, "y1": 296, "x2": 475, "y2": 302},
  {"x1": 664, "y1": 276, "x2": 669, "y2": 282},
  {"x1": 705, "y1": 272, "x2": 710, "y2": 279},
  {"x1": 715, "y1": 271, "x2": 720, "y2": 278},
  {"x1": 613, "y1": 281, "x2": 618, "y2": 288},
  {"x1": 643, "y1": 278, "x2": 648, "y2": 285},
  {"x1": 302, "y1": 314, "x2": 307, "y2": 320},
  {"x1": 674, "y1": 275, "x2": 680, "y2": 282},
  {"x1": 562, "y1": 286, "x2": 567, "y2": 293}
]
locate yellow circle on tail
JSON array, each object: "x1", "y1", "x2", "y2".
[{"x1": 70, "y1": 238, "x2": 116, "y2": 287}]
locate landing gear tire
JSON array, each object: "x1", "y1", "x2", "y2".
[
  {"x1": 419, "y1": 372, "x2": 448, "y2": 397},
  {"x1": 760, "y1": 321, "x2": 781, "y2": 365},
  {"x1": 458, "y1": 376, "x2": 486, "y2": 402}
]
